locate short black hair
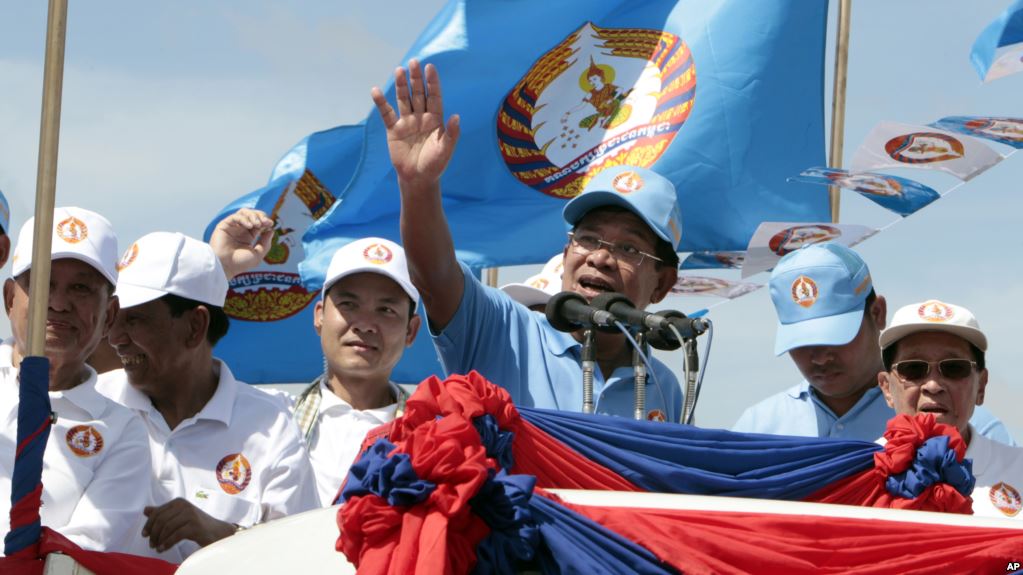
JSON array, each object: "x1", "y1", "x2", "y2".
[
  {"x1": 160, "y1": 293, "x2": 230, "y2": 345},
  {"x1": 882, "y1": 336, "x2": 985, "y2": 372},
  {"x1": 572, "y1": 206, "x2": 680, "y2": 269}
]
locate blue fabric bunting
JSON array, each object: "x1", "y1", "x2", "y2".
[
  {"x1": 340, "y1": 438, "x2": 436, "y2": 506},
  {"x1": 885, "y1": 435, "x2": 976, "y2": 499},
  {"x1": 471, "y1": 470, "x2": 539, "y2": 575},
  {"x1": 473, "y1": 414, "x2": 516, "y2": 471}
]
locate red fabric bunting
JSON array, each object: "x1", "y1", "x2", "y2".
[
  {"x1": 0, "y1": 528, "x2": 177, "y2": 575},
  {"x1": 807, "y1": 414, "x2": 973, "y2": 513}
]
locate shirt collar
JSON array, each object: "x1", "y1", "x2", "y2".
[
  {"x1": 318, "y1": 377, "x2": 400, "y2": 416},
  {"x1": 788, "y1": 380, "x2": 813, "y2": 399},
  {"x1": 540, "y1": 316, "x2": 582, "y2": 356},
  {"x1": 53, "y1": 367, "x2": 106, "y2": 419},
  {"x1": 194, "y1": 359, "x2": 238, "y2": 425}
]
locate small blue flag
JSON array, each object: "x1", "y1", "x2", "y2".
[
  {"x1": 932, "y1": 116, "x2": 1023, "y2": 149},
  {"x1": 970, "y1": 0, "x2": 1023, "y2": 82},
  {"x1": 789, "y1": 167, "x2": 940, "y2": 218}
]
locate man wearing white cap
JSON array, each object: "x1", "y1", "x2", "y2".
[
  {"x1": 96, "y1": 231, "x2": 318, "y2": 562},
  {"x1": 500, "y1": 254, "x2": 563, "y2": 313},
  {"x1": 733, "y1": 244, "x2": 1013, "y2": 444},
  {"x1": 0, "y1": 207, "x2": 152, "y2": 553},
  {"x1": 290, "y1": 237, "x2": 421, "y2": 505},
  {"x1": 878, "y1": 300, "x2": 1023, "y2": 519},
  {"x1": 372, "y1": 61, "x2": 683, "y2": 420}
]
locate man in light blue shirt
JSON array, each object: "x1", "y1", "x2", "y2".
[
  {"x1": 733, "y1": 243, "x2": 1015, "y2": 445},
  {"x1": 373, "y1": 61, "x2": 683, "y2": 421}
]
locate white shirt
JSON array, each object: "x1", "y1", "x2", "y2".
[
  {"x1": 0, "y1": 364, "x2": 152, "y2": 555},
  {"x1": 96, "y1": 360, "x2": 319, "y2": 562},
  {"x1": 306, "y1": 379, "x2": 399, "y2": 506},
  {"x1": 964, "y1": 426, "x2": 1023, "y2": 519}
]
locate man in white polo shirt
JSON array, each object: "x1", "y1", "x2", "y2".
[
  {"x1": 289, "y1": 237, "x2": 421, "y2": 506},
  {"x1": 0, "y1": 207, "x2": 152, "y2": 553},
  {"x1": 878, "y1": 299, "x2": 1023, "y2": 519},
  {"x1": 97, "y1": 231, "x2": 318, "y2": 562}
]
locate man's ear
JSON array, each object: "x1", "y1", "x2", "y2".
[
  {"x1": 313, "y1": 300, "x2": 324, "y2": 336},
  {"x1": 649, "y1": 265, "x2": 678, "y2": 305},
  {"x1": 102, "y1": 294, "x2": 120, "y2": 336},
  {"x1": 186, "y1": 306, "x2": 212, "y2": 348},
  {"x1": 406, "y1": 314, "x2": 421, "y2": 347},
  {"x1": 975, "y1": 368, "x2": 988, "y2": 406},
  {"x1": 0, "y1": 235, "x2": 10, "y2": 269},
  {"x1": 3, "y1": 278, "x2": 16, "y2": 318},
  {"x1": 869, "y1": 294, "x2": 887, "y2": 329},
  {"x1": 878, "y1": 371, "x2": 896, "y2": 409}
]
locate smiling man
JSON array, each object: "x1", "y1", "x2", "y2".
[
  {"x1": 96, "y1": 231, "x2": 318, "y2": 562},
  {"x1": 733, "y1": 244, "x2": 1013, "y2": 444},
  {"x1": 0, "y1": 207, "x2": 152, "y2": 554},
  {"x1": 372, "y1": 60, "x2": 682, "y2": 420},
  {"x1": 879, "y1": 300, "x2": 1023, "y2": 519}
]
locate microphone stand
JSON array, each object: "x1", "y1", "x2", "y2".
[
  {"x1": 581, "y1": 328, "x2": 595, "y2": 414},
  {"x1": 632, "y1": 330, "x2": 647, "y2": 420},
  {"x1": 682, "y1": 337, "x2": 699, "y2": 425}
]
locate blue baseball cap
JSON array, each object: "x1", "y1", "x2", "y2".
[
  {"x1": 769, "y1": 243, "x2": 873, "y2": 355},
  {"x1": 0, "y1": 189, "x2": 9, "y2": 234},
  {"x1": 562, "y1": 166, "x2": 683, "y2": 249}
]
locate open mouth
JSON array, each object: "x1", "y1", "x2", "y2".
[
  {"x1": 577, "y1": 277, "x2": 615, "y2": 296},
  {"x1": 121, "y1": 354, "x2": 146, "y2": 367},
  {"x1": 919, "y1": 404, "x2": 949, "y2": 415}
]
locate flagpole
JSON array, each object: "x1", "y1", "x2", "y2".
[
  {"x1": 828, "y1": 0, "x2": 852, "y2": 223},
  {"x1": 485, "y1": 268, "x2": 498, "y2": 288},
  {"x1": 27, "y1": 0, "x2": 69, "y2": 354}
]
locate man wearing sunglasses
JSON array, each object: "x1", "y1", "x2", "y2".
[
  {"x1": 878, "y1": 300, "x2": 1023, "y2": 518},
  {"x1": 371, "y1": 60, "x2": 683, "y2": 421},
  {"x1": 733, "y1": 243, "x2": 1013, "y2": 444}
]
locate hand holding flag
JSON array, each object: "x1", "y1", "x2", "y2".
[{"x1": 209, "y1": 208, "x2": 276, "y2": 279}]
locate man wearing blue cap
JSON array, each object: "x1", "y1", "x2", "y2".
[
  {"x1": 370, "y1": 60, "x2": 683, "y2": 420},
  {"x1": 733, "y1": 243, "x2": 1014, "y2": 444}
]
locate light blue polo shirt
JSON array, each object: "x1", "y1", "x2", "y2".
[
  {"x1": 431, "y1": 263, "x2": 683, "y2": 422},
  {"x1": 732, "y1": 380, "x2": 1017, "y2": 446}
]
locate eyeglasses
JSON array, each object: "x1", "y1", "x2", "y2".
[
  {"x1": 567, "y1": 232, "x2": 663, "y2": 268},
  {"x1": 891, "y1": 358, "x2": 977, "y2": 382}
]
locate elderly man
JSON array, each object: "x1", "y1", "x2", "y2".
[
  {"x1": 733, "y1": 243, "x2": 1013, "y2": 444},
  {"x1": 97, "y1": 231, "x2": 318, "y2": 562},
  {"x1": 878, "y1": 299, "x2": 1023, "y2": 519},
  {"x1": 372, "y1": 60, "x2": 683, "y2": 421},
  {"x1": 0, "y1": 207, "x2": 151, "y2": 553},
  {"x1": 209, "y1": 211, "x2": 424, "y2": 506}
]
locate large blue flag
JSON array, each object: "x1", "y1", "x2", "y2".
[
  {"x1": 300, "y1": 0, "x2": 829, "y2": 288},
  {"x1": 971, "y1": 0, "x2": 1023, "y2": 82},
  {"x1": 204, "y1": 126, "x2": 445, "y2": 384}
]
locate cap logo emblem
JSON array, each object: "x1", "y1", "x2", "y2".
[
  {"x1": 530, "y1": 278, "x2": 549, "y2": 290},
  {"x1": 790, "y1": 275, "x2": 818, "y2": 308},
  {"x1": 918, "y1": 300, "x2": 954, "y2": 322},
  {"x1": 65, "y1": 425, "x2": 104, "y2": 457},
  {"x1": 990, "y1": 482, "x2": 1022, "y2": 517},
  {"x1": 216, "y1": 453, "x2": 252, "y2": 495},
  {"x1": 612, "y1": 171, "x2": 644, "y2": 194},
  {"x1": 363, "y1": 243, "x2": 393, "y2": 265},
  {"x1": 116, "y1": 243, "x2": 139, "y2": 271},
  {"x1": 55, "y1": 216, "x2": 88, "y2": 244},
  {"x1": 646, "y1": 409, "x2": 667, "y2": 422}
]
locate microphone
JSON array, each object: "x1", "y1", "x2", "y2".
[
  {"x1": 545, "y1": 291, "x2": 616, "y2": 333},
  {"x1": 592, "y1": 292, "x2": 710, "y2": 342}
]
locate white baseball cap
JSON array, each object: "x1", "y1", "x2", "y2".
[
  {"x1": 500, "y1": 253, "x2": 563, "y2": 308},
  {"x1": 11, "y1": 206, "x2": 119, "y2": 286},
  {"x1": 879, "y1": 299, "x2": 987, "y2": 352},
  {"x1": 322, "y1": 237, "x2": 419, "y2": 305},
  {"x1": 114, "y1": 231, "x2": 229, "y2": 309}
]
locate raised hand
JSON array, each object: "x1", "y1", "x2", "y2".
[
  {"x1": 209, "y1": 208, "x2": 275, "y2": 279},
  {"x1": 371, "y1": 59, "x2": 461, "y2": 188}
]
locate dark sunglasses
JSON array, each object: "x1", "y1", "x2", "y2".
[{"x1": 891, "y1": 358, "x2": 977, "y2": 382}]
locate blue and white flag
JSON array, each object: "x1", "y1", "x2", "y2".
[
  {"x1": 971, "y1": 0, "x2": 1023, "y2": 82},
  {"x1": 300, "y1": 0, "x2": 830, "y2": 289},
  {"x1": 789, "y1": 167, "x2": 940, "y2": 217},
  {"x1": 203, "y1": 126, "x2": 444, "y2": 384},
  {"x1": 679, "y1": 251, "x2": 745, "y2": 270},
  {"x1": 850, "y1": 122, "x2": 1003, "y2": 182},
  {"x1": 742, "y1": 222, "x2": 878, "y2": 278},
  {"x1": 931, "y1": 116, "x2": 1023, "y2": 149}
]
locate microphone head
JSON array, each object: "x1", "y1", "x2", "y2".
[
  {"x1": 546, "y1": 291, "x2": 588, "y2": 333},
  {"x1": 590, "y1": 291, "x2": 634, "y2": 312},
  {"x1": 647, "y1": 310, "x2": 686, "y2": 350}
]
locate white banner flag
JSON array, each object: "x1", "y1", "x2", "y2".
[
  {"x1": 671, "y1": 276, "x2": 762, "y2": 299},
  {"x1": 850, "y1": 121, "x2": 1002, "y2": 181},
  {"x1": 742, "y1": 222, "x2": 878, "y2": 278}
]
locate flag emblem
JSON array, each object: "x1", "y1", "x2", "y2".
[
  {"x1": 918, "y1": 300, "x2": 954, "y2": 322},
  {"x1": 55, "y1": 217, "x2": 88, "y2": 244},
  {"x1": 363, "y1": 243, "x2": 393, "y2": 265},
  {"x1": 216, "y1": 453, "x2": 253, "y2": 495},
  {"x1": 791, "y1": 275, "x2": 819, "y2": 309},
  {"x1": 885, "y1": 132, "x2": 965, "y2": 164},
  {"x1": 116, "y1": 243, "x2": 139, "y2": 271},
  {"x1": 964, "y1": 118, "x2": 1023, "y2": 143},
  {"x1": 65, "y1": 425, "x2": 104, "y2": 457},
  {"x1": 612, "y1": 171, "x2": 644, "y2": 194},
  {"x1": 646, "y1": 409, "x2": 667, "y2": 422},
  {"x1": 830, "y1": 172, "x2": 903, "y2": 197},
  {"x1": 498, "y1": 22, "x2": 695, "y2": 199},
  {"x1": 990, "y1": 482, "x2": 1022, "y2": 517},
  {"x1": 675, "y1": 276, "x2": 728, "y2": 294},
  {"x1": 768, "y1": 225, "x2": 840, "y2": 256}
]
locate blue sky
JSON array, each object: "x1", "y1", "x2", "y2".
[{"x1": 1, "y1": 1, "x2": 1020, "y2": 438}]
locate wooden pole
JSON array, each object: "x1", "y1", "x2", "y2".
[
  {"x1": 27, "y1": 0, "x2": 69, "y2": 356},
  {"x1": 828, "y1": 0, "x2": 852, "y2": 223},
  {"x1": 484, "y1": 268, "x2": 498, "y2": 288}
]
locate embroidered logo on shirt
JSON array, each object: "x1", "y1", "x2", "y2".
[
  {"x1": 362, "y1": 243, "x2": 393, "y2": 265},
  {"x1": 989, "y1": 482, "x2": 1022, "y2": 517},
  {"x1": 790, "y1": 275, "x2": 819, "y2": 309},
  {"x1": 65, "y1": 425, "x2": 104, "y2": 457},
  {"x1": 216, "y1": 453, "x2": 252, "y2": 495},
  {"x1": 646, "y1": 409, "x2": 666, "y2": 422},
  {"x1": 55, "y1": 217, "x2": 89, "y2": 244}
]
